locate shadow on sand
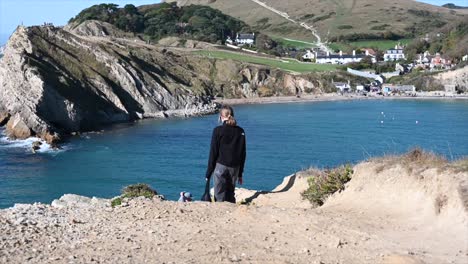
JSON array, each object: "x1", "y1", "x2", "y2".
[{"x1": 243, "y1": 174, "x2": 297, "y2": 204}]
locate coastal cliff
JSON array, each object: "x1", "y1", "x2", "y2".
[
  {"x1": 0, "y1": 23, "x2": 330, "y2": 143},
  {"x1": 435, "y1": 65, "x2": 468, "y2": 90},
  {"x1": 0, "y1": 152, "x2": 466, "y2": 263}
]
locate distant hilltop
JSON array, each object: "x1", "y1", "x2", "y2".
[{"x1": 442, "y1": 3, "x2": 468, "y2": 9}]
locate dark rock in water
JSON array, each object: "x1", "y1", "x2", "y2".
[
  {"x1": 0, "y1": 112, "x2": 10, "y2": 126},
  {"x1": 31, "y1": 141, "x2": 42, "y2": 153}
]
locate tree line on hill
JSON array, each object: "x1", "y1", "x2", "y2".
[
  {"x1": 69, "y1": 2, "x2": 293, "y2": 56},
  {"x1": 405, "y1": 19, "x2": 468, "y2": 61},
  {"x1": 69, "y1": 2, "x2": 250, "y2": 44}
]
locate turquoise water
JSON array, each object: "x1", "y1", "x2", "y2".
[{"x1": 1, "y1": 99, "x2": 467, "y2": 208}]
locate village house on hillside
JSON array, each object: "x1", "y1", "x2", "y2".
[
  {"x1": 361, "y1": 48, "x2": 376, "y2": 57},
  {"x1": 415, "y1": 51, "x2": 453, "y2": 70},
  {"x1": 333, "y1": 81, "x2": 351, "y2": 93},
  {"x1": 384, "y1": 45, "x2": 406, "y2": 62},
  {"x1": 302, "y1": 50, "x2": 315, "y2": 61},
  {"x1": 416, "y1": 51, "x2": 432, "y2": 65},
  {"x1": 431, "y1": 53, "x2": 452, "y2": 69},
  {"x1": 313, "y1": 50, "x2": 376, "y2": 64},
  {"x1": 226, "y1": 33, "x2": 255, "y2": 46}
]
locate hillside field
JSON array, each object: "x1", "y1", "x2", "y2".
[
  {"x1": 328, "y1": 38, "x2": 413, "y2": 51},
  {"x1": 270, "y1": 36, "x2": 318, "y2": 49},
  {"x1": 176, "y1": 0, "x2": 466, "y2": 42},
  {"x1": 193, "y1": 50, "x2": 339, "y2": 72}
]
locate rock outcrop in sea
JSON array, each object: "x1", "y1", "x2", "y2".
[{"x1": 0, "y1": 22, "x2": 334, "y2": 143}]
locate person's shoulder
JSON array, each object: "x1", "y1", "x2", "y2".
[
  {"x1": 236, "y1": 126, "x2": 245, "y2": 134},
  {"x1": 213, "y1": 125, "x2": 223, "y2": 134}
]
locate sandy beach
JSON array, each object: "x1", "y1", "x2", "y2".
[{"x1": 214, "y1": 93, "x2": 468, "y2": 106}]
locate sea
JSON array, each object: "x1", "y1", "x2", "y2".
[{"x1": 0, "y1": 99, "x2": 467, "y2": 208}]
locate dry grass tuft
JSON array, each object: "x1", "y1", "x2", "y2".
[
  {"x1": 370, "y1": 148, "x2": 448, "y2": 174},
  {"x1": 450, "y1": 158, "x2": 468, "y2": 173}
]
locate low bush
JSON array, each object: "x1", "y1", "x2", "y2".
[
  {"x1": 302, "y1": 14, "x2": 315, "y2": 19},
  {"x1": 301, "y1": 165, "x2": 353, "y2": 206},
  {"x1": 111, "y1": 183, "x2": 158, "y2": 207},
  {"x1": 337, "y1": 25, "x2": 353, "y2": 30},
  {"x1": 258, "y1": 86, "x2": 274, "y2": 97},
  {"x1": 122, "y1": 183, "x2": 158, "y2": 198},
  {"x1": 111, "y1": 197, "x2": 122, "y2": 207},
  {"x1": 312, "y1": 12, "x2": 336, "y2": 23},
  {"x1": 370, "y1": 24, "x2": 390, "y2": 30}
]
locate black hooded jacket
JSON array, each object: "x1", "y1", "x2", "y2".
[{"x1": 205, "y1": 123, "x2": 246, "y2": 179}]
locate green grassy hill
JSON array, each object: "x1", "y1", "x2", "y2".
[
  {"x1": 173, "y1": 0, "x2": 467, "y2": 42},
  {"x1": 193, "y1": 50, "x2": 338, "y2": 72}
]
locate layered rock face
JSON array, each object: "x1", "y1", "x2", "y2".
[
  {"x1": 0, "y1": 25, "x2": 212, "y2": 142},
  {"x1": 0, "y1": 23, "x2": 324, "y2": 143},
  {"x1": 435, "y1": 65, "x2": 468, "y2": 90}
]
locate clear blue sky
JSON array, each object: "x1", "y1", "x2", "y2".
[
  {"x1": 0, "y1": 0, "x2": 467, "y2": 45},
  {"x1": 0, "y1": 0, "x2": 160, "y2": 45},
  {"x1": 419, "y1": 0, "x2": 467, "y2": 6}
]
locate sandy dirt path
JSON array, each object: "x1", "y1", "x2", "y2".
[{"x1": 1, "y1": 145, "x2": 467, "y2": 264}]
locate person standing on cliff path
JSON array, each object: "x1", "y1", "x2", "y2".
[{"x1": 205, "y1": 105, "x2": 246, "y2": 203}]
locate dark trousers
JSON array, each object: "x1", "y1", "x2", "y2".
[{"x1": 213, "y1": 163, "x2": 239, "y2": 203}]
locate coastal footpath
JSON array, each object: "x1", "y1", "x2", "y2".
[{"x1": 1, "y1": 152, "x2": 467, "y2": 263}]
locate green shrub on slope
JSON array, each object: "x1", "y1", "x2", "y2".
[
  {"x1": 111, "y1": 183, "x2": 158, "y2": 207},
  {"x1": 302, "y1": 165, "x2": 353, "y2": 206}
]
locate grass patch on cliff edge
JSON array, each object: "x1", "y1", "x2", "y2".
[
  {"x1": 371, "y1": 148, "x2": 448, "y2": 174},
  {"x1": 301, "y1": 165, "x2": 353, "y2": 206},
  {"x1": 193, "y1": 50, "x2": 338, "y2": 73},
  {"x1": 111, "y1": 183, "x2": 158, "y2": 207},
  {"x1": 371, "y1": 148, "x2": 468, "y2": 174}
]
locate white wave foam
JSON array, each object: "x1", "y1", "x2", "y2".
[{"x1": 0, "y1": 133, "x2": 67, "y2": 154}]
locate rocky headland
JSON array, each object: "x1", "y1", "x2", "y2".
[
  {"x1": 0, "y1": 21, "x2": 344, "y2": 144},
  {"x1": 1, "y1": 152, "x2": 467, "y2": 264}
]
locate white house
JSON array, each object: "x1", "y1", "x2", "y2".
[
  {"x1": 416, "y1": 51, "x2": 432, "y2": 65},
  {"x1": 384, "y1": 45, "x2": 406, "y2": 62},
  {"x1": 333, "y1": 81, "x2": 351, "y2": 93},
  {"x1": 302, "y1": 50, "x2": 315, "y2": 61},
  {"x1": 315, "y1": 50, "x2": 376, "y2": 64},
  {"x1": 235, "y1": 33, "x2": 255, "y2": 46}
]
